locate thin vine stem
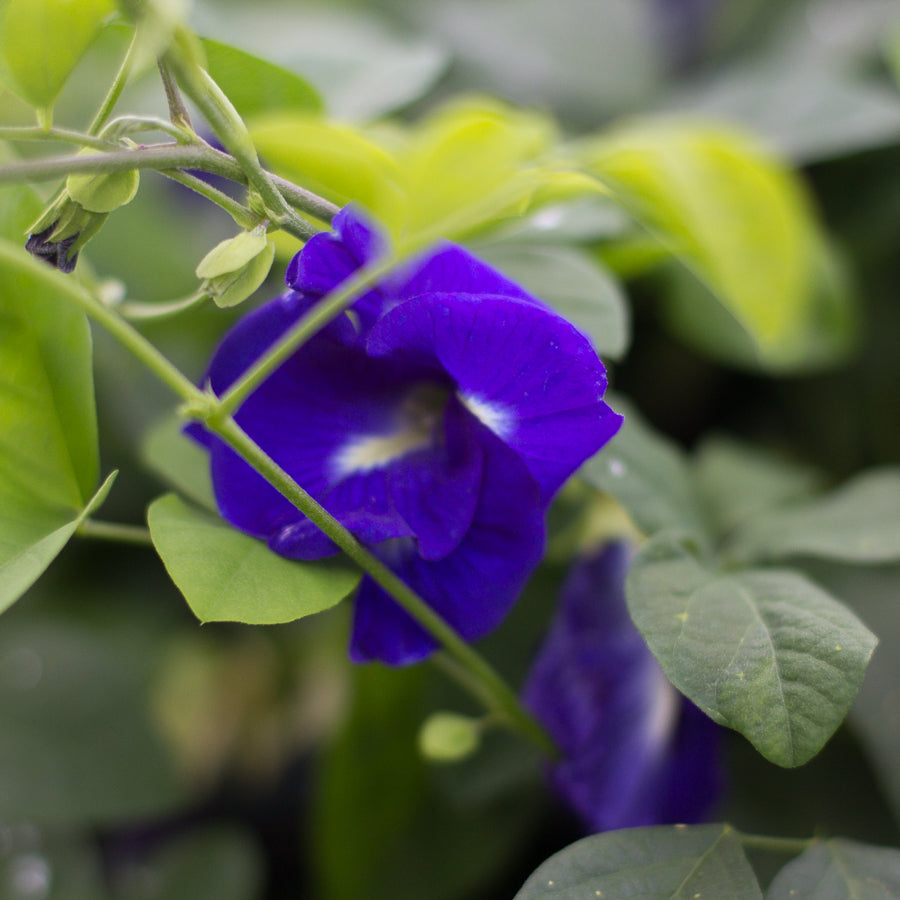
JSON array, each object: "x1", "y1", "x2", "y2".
[
  {"x1": 89, "y1": 29, "x2": 141, "y2": 136},
  {"x1": 77, "y1": 519, "x2": 155, "y2": 547},
  {"x1": 0, "y1": 143, "x2": 338, "y2": 223},
  {"x1": 117, "y1": 289, "x2": 210, "y2": 321},
  {"x1": 163, "y1": 40, "x2": 306, "y2": 236},
  {"x1": 159, "y1": 169, "x2": 257, "y2": 230},
  {"x1": 217, "y1": 255, "x2": 398, "y2": 417},
  {"x1": 0, "y1": 126, "x2": 114, "y2": 151}
]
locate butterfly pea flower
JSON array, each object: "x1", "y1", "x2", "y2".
[
  {"x1": 189, "y1": 206, "x2": 622, "y2": 665},
  {"x1": 523, "y1": 542, "x2": 724, "y2": 832}
]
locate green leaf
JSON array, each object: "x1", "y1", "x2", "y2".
[
  {"x1": 0, "y1": 145, "x2": 45, "y2": 241},
  {"x1": 767, "y1": 839, "x2": 900, "y2": 899},
  {"x1": 0, "y1": 238, "x2": 102, "y2": 611},
  {"x1": 626, "y1": 535, "x2": 877, "y2": 766},
  {"x1": 249, "y1": 114, "x2": 406, "y2": 226},
  {"x1": 694, "y1": 436, "x2": 823, "y2": 535},
  {"x1": 0, "y1": 0, "x2": 115, "y2": 111},
  {"x1": 0, "y1": 472, "x2": 115, "y2": 614},
  {"x1": 728, "y1": 468, "x2": 900, "y2": 565},
  {"x1": 471, "y1": 243, "x2": 630, "y2": 360},
  {"x1": 514, "y1": 824, "x2": 761, "y2": 899},
  {"x1": 147, "y1": 494, "x2": 360, "y2": 624},
  {"x1": 201, "y1": 37, "x2": 322, "y2": 120},
  {"x1": 581, "y1": 121, "x2": 830, "y2": 370},
  {"x1": 0, "y1": 614, "x2": 182, "y2": 825},
  {"x1": 195, "y1": 4, "x2": 447, "y2": 121},
  {"x1": 118, "y1": 826, "x2": 263, "y2": 900},
  {"x1": 141, "y1": 415, "x2": 216, "y2": 511},
  {"x1": 579, "y1": 397, "x2": 708, "y2": 541}
]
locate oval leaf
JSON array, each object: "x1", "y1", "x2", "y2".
[
  {"x1": 626, "y1": 535, "x2": 877, "y2": 766},
  {"x1": 581, "y1": 122, "x2": 827, "y2": 370},
  {"x1": 514, "y1": 824, "x2": 762, "y2": 899},
  {"x1": 147, "y1": 494, "x2": 360, "y2": 624},
  {"x1": 0, "y1": 0, "x2": 115, "y2": 110},
  {"x1": 768, "y1": 839, "x2": 900, "y2": 899},
  {"x1": 201, "y1": 37, "x2": 323, "y2": 119},
  {"x1": 728, "y1": 468, "x2": 900, "y2": 565}
]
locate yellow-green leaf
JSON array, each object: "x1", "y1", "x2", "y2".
[
  {"x1": 0, "y1": 0, "x2": 115, "y2": 111},
  {"x1": 581, "y1": 121, "x2": 825, "y2": 368}
]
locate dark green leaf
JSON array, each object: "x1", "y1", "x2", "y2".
[
  {"x1": 767, "y1": 839, "x2": 900, "y2": 899},
  {"x1": 579, "y1": 397, "x2": 708, "y2": 541},
  {"x1": 514, "y1": 824, "x2": 762, "y2": 899},
  {"x1": 626, "y1": 535, "x2": 877, "y2": 766},
  {"x1": 728, "y1": 469, "x2": 900, "y2": 565},
  {"x1": 0, "y1": 616, "x2": 182, "y2": 825},
  {"x1": 472, "y1": 243, "x2": 630, "y2": 359},
  {"x1": 118, "y1": 826, "x2": 263, "y2": 900},
  {"x1": 141, "y1": 415, "x2": 216, "y2": 511},
  {"x1": 694, "y1": 436, "x2": 823, "y2": 535},
  {"x1": 201, "y1": 37, "x2": 323, "y2": 119},
  {"x1": 147, "y1": 494, "x2": 360, "y2": 625}
]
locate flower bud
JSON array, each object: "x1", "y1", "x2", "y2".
[
  {"x1": 418, "y1": 712, "x2": 481, "y2": 763},
  {"x1": 196, "y1": 226, "x2": 275, "y2": 308}
]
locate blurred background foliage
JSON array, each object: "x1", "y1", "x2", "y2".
[{"x1": 2, "y1": 0, "x2": 900, "y2": 897}]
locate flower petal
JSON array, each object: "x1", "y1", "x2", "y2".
[
  {"x1": 367, "y1": 292, "x2": 622, "y2": 502},
  {"x1": 523, "y1": 543, "x2": 724, "y2": 832},
  {"x1": 349, "y1": 419, "x2": 545, "y2": 664},
  {"x1": 388, "y1": 396, "x2": 484, "y2": 560},
  {"x1": 398, "y1": 243, "x2": 545, "y2": 307}
]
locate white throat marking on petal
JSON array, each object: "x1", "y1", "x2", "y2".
[
  {"x1": 332, "y1": 428, "x2": 433, "y2": 476},
  {"x1": 644, "y1": 661, "x2": 680, "y2": 750},
  {"x1": 331, "y1": 383, "x2": 448, "y2": 477},
  {"x1": 459, "y1": 393, "x2": 514, "y2": 439}
]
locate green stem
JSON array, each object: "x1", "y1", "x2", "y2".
[
  {"x1": 160, "y1": 169, "x2": 257, "y2": 230},
  {"x1": 89, "y1": 29, "x2": 140, "y2": 136},
  {"x1": 77, "y1": 519, "x2": 154, "y2": 547},
  {"x1": 0, "y1": 144, "x2": 337, "y2": 224},
  {"x1": 211, "y1": 417, "x2": 556, "y2": 757},
  {"x1": 0, "y1": 126, "x2": 114, "y2": 151},
  {"x1": 117, "y1": 289, "x2": 210, "y2": 321},
  {"x1": 157, "y1": 57, "x2": 193, "y2": 131},
  {"x1": 104, "y1": 115, "x2": 195, "y2": 143},
  {"x1": 737, "y1": 832, "x2": 815, "y2": 855},
  {"x1": 217, "y1": 255, "x2": 398, "y2": 417},
  {"x1": 163, "y1": 40, "x2": 306, "y2": 236}
]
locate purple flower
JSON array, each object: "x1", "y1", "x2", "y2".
[
  {"x1": 190, "y1": 206, "x2": 622, "y2": 665},
  {"x1": 524, "y1": 542, "x2": 724, "y2": 832}
]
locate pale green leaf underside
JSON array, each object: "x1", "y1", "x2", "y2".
[
  {"x1": 580, "y1": 396, "x2": 708, "y2": 542},
  {"x1": 0, "y1": 471, "x2": 116, "y2": 614},
  {"x1": 767, "y1": 839, "x2": 900, "y2": 899},
  {"x1": 147, "y1": 494, "x2": 360, "y2": 624},
  {"x1": 514, "y1": 824, "x2": 761, "y2": 899},
  {"x1": 626, "y1": 535, "x2": 876, "y2": 767},
  {"x1": 729, "y1": 468, "x2": 900, "y2": 565}
]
